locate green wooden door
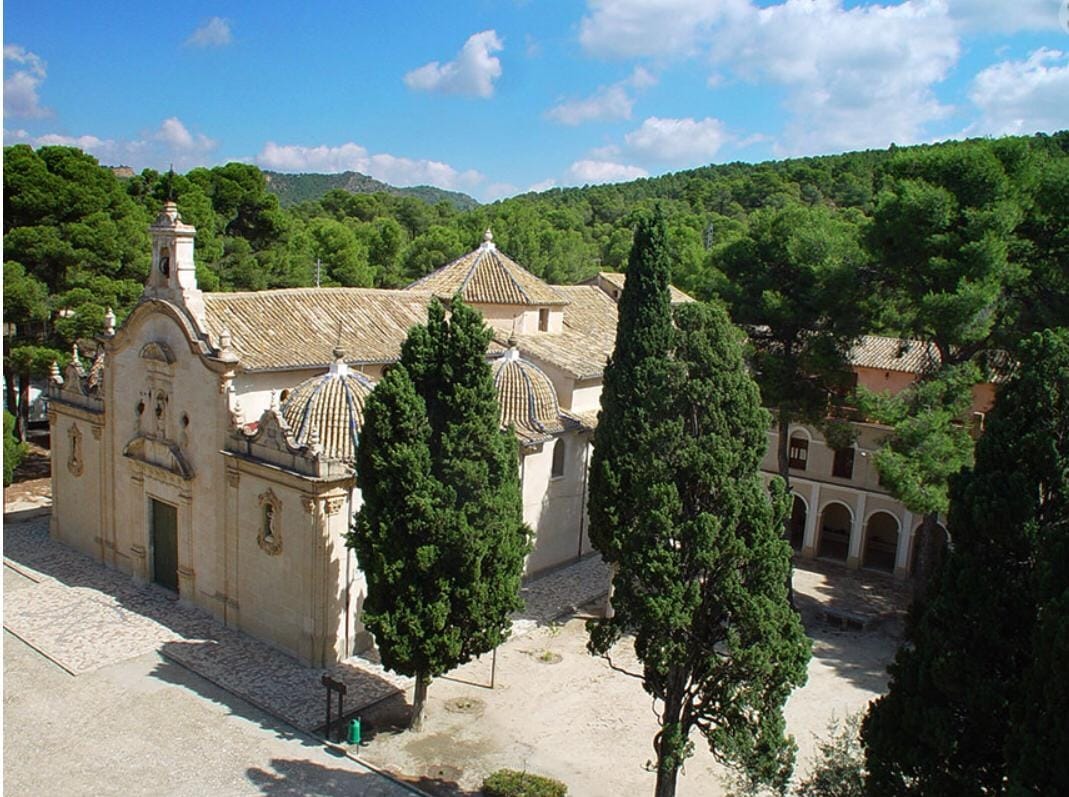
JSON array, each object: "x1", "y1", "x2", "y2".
[{"x1": 151, "y1": 499, "x2": 179, "y2": 593}]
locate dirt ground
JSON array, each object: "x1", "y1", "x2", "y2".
[
  {"x1": 5, "y1": 447, "x2": 907, "y2": 797},
  {"x1": 353, "y1": 565, "x2": 907, "y2": 797}
]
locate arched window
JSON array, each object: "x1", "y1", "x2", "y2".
[
  {"x1": 551, "y1": 438, "x2": 566, "y2": 478},
  {"x1": 788, "y1": 434, "x2": 809, "y2": 470}
]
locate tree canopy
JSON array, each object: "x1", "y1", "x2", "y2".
[
  {"x1": 862, "y1": 328, "x2": 1069, "y2": 795},
  {"x1": 348, "y1": 297, "x2": 530, "y2": 730},
  {"x1": 588, "y1": 210, "x2": 810, "y2": 797}
]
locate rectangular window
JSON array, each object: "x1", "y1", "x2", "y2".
[
  {"x1": 538, "y1": 308, "x2": 550, "y2": 332},
  {"x1": 788, "y1": 436, "x2": 808, "y2": 470},
  {"x1": 832, "y1": 447, "x2": 855, "y2": 479}
]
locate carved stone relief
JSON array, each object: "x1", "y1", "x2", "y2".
[{"x1": 257, "y1": 489, "x2": 283, "y2": 555}]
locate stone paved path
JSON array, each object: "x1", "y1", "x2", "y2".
[{"x1": 3, "y1": 515, "x2": 611, "y2": 733}]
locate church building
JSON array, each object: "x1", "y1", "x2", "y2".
[{"x1": 47, "y1": 202, "x2": 997, "y2": 667}]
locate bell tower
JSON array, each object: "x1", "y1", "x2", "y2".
[{"x1": 145, "y1": 200, "x2": 205, "y2": 326}]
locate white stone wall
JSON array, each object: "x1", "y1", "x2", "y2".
[{"x1": 520, "y1": 432, "x2": 592, "y2": 575}]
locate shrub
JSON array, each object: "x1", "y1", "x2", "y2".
[
  {"x1": 4, "y1": 411, "x2": 28, "y2": 487},
  {"x1": 482, "y1": 768, "x2": 568, "y2": 797},
  {"x1": 795, "y1": 714, "x2": 866, "y2": 797}
]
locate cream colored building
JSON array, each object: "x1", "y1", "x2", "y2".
[
  {"x1": 48, "y1": 203, "x2": 996, "y2": 667},
  {"x1": 765, "y1": 336, "x2": 998, "y2": 579},
  {"x1": 48, "y1": 206, "x2": 615, "y2": 667}
]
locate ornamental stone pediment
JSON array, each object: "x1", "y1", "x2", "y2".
[
  {"x1": 123, "y1": 434, "x2": 194, "y2": 480},
  {"x1": 140, "y1": 341, "x2": 176, "y2": 363}
]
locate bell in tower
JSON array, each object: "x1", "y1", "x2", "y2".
[{"x1": 144, "y1": 198, "x2": 206, "y2": 326}]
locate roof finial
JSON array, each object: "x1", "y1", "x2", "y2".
[
  {"x1": 103, "y1": 307, "x2": 116, "y2": 336},
  {"x1": 481, "y1": 228, "x2": 495, "y2": 250},
  {"x1": 50, "y1": 360, "x2": 63, "y2": 385},
  {"x1": 330, "y1": 321, "x2": 349, "y2": 376},
  {"x1": 165, "y1": 164, "x2": 176, "y2": 201}
]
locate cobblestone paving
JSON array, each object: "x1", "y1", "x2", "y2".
[{"x1": 3, "y1": 515, "x2": 612, "y2": 733}]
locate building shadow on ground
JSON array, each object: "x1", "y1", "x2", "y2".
[{"x1": 4, "y1": 517, "x2": 404, "y2": 731}]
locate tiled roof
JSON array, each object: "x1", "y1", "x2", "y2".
[
  {"x1": 203, "y1": 288, "x2": 433, "y2": 371},
  {"x1": 850, "y1": 335, "x2": 942, "y2": 375},
  {"x1": 503, "y1": 286, "x2": 619, "y2": 380},
  {"x1": 408, "y1": 233, "x2": 568, "y2": 306},
  {"x1": 591, "y1": 272, "x2": 696, "y2": 305},
  {"x1": 492, "y1": 350, "x2": 577, "y2": 445},
  {"x1": 850, "y1": 335, "x2": 1013, "y2": 382},
  {"x1": 280, "y1": 358, "x2": 375, "y2": 462}
]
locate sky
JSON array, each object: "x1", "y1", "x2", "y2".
[{"x1": 4, "y1": 0, "x2": 1069, "y2": 202}]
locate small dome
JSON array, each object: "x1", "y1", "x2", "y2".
[
  {"x1": 492, "y1": 350, "x2": 566, "y2": 443},
  {"x1": 281, "y1": 360, "x2": 375, "y2": 462}
]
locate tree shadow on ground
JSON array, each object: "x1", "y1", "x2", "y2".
[
  {"x1": 792, "y1": 558, "x2": 909, "y2": 693},
  {"x1": 245, "y1": 756, "x2": 431, "y2": 796}
]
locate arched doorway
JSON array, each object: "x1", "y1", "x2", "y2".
[
  {"x1": 788, "y1": 495, "x2": 806, "y2": 551},
  {"x1": 863, "y1": 512, "x2": 899, "y2": 573},
  {"x1": 910, "y1": 522, "x2": 949, "y2": 575},
  {"x1": 817, "y1": 502, "x2": 852, "y2": 562}
]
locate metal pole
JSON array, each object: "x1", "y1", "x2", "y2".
[
  {"x1": 325, "y1": 687, "x2": 332, "y2": 738},
  {"x1": 316, "y1": 258, "x2": 322, "y2": 288},
  {"x1": 490, "y1": 647, "x2": 497, "y2": 689}
]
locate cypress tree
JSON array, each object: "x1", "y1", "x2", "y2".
[
  {"x1": 862, "y1": 328, "x2": 1069, "y2": 795},
  {"x1": 588, "y1": 209, "x2": 810, "y2": 797},
  {"x1": 350, "y1": 296, "x2": 529, "y2": 730}
]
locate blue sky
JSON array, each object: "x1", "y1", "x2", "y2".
[{"x1": 4, "y1": 1, "x2": 1069, "y2": 202}]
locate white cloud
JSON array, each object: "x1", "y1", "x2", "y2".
[
  {"x1": 967, "y1": 48, "x2": 1069, "y2": 135},
  {"x1": 579, "y1": 0, "x2": 746, "y2": 58},
  {"x1": 946, "y1": 0, "x2": 1059, "y2": 32},
  {"x1": 526, "y1": 178, "x2": 558, "y2": 193},
  {"x1": 404, "y1": 30, "x2": 504, "y2": 98},
  {"x1": 3, "y1": 117, "x2": 218, "y2": 171},
  {"x1": 715, "y1": 0, "x2": 960, "y2": 155},
  {"x1": 483, "y1": 182, "x2": 520, "y2": 201},
  {"x1": 186, "y1": 17, "x2": 233, "y2": 48},
  {"x1": 624, "y1": 116, "x2": 731, "y2": 163},
  {"x1": 566, "y1": 159, "x2": 649, "y2": 184},
  {"x1": 547, "y1": 85, "x2": 634, "y2": 125},
  {"x1": 546, "y1": 66, "x2": 658, "y2": 126},
  {"x1": 155, "y1": 117, "x2": 216, "y2": 152},
  {"x1": 255, "y1": 141, "x2": 483, "y2": 190},
  {"x1": 4, "y1": 45, "x2": 50, "y2": 118}
]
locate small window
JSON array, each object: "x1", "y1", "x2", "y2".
[
  {"x1": 538, "y1": 308, "x2": 550, "y2": 332},
  {"x1": 551, "y1": 438, "x2": 565, "y2": 478},
  {"x1": 832, "y1": 446, "x2": 855, "y2": 479},
  {"x1": 788, "y1": 435, "x2": 808, "y2": 470}
]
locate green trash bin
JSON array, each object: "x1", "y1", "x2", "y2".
[{"x1": 348, "y1": 717, "x2": 361, "y2": 745}]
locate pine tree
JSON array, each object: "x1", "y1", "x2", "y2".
[
  {"x1": 349, "y1": 296, "x2": 529, "y2": 731},
  {"x1": 862, "y1": 328, "x2": 1069, "y2": 795},
  {"x1": 588, "y1": 209, "x2": 810, "y2": 797}
]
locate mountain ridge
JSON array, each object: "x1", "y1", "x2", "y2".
[{"x1": 262, "y1": 170, "x2": 479, "y2": 210}]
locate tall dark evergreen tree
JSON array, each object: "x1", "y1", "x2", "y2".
[
  {"x1": 349, "y1": 297, "x2": 529, "y2": 730},
  {"x1": 588, "y1": 209, "x2": 810, "y2": 797},
  {"x1": 862, "y1": 328, "x2": 1069, "y2": 796}
]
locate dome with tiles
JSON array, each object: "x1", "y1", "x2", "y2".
[
  {"x1": 280, "y1": 347, "x2": 375, "y2": 462},
  {"x1": 492, "y1": 346, "x2": 567, "y2": 444}
]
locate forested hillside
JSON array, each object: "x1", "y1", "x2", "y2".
[
  {"x1": 5, "y1": 133, "x2": 1068, "y2": 430},
  {"x1": 262, "y1": 170, "x2": 479, "y2": 211}
]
